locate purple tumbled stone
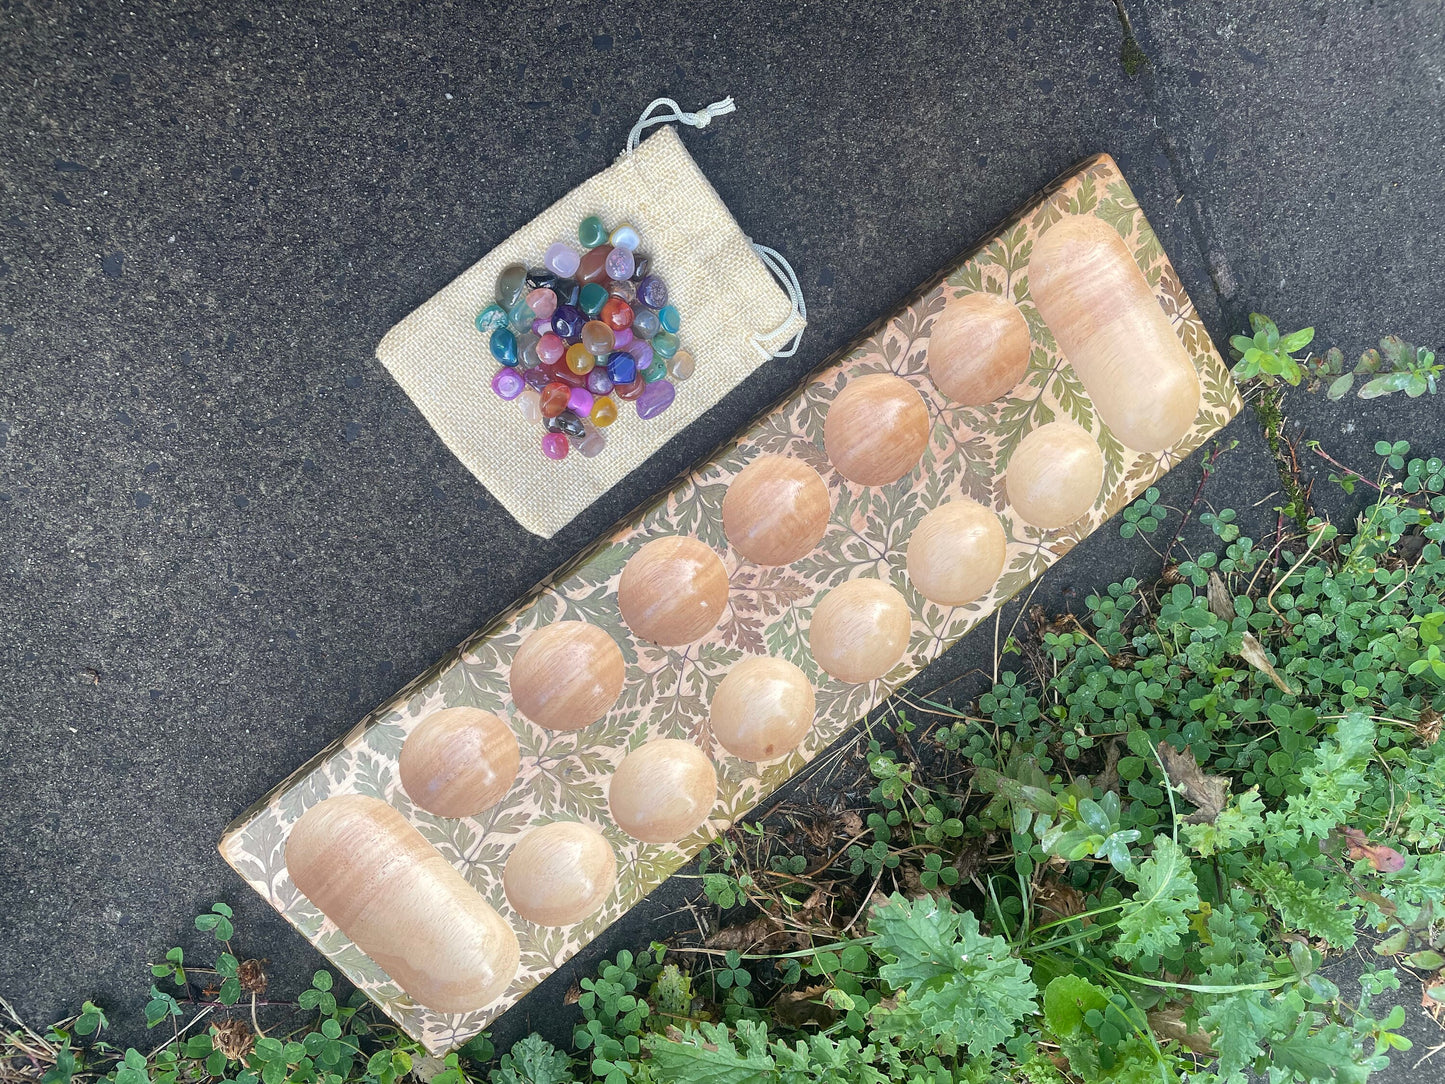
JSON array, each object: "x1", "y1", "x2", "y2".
[
  {"x1": 552, "y1": 304, "x2": 585, "y2": 340},
  {"x1": 636, "y1": 274, "x2": 668, "y2": 309},
  {"x1": 612, "y1": 326, "x2": 634, "y2": 350},
  {"x1": 630, "y1": 341, "x2": 654, "y2": 372},
  {"x1": 586, "y1": 369, "x2": 615, "y2": 395},
  {"x1": 492, "y1": 367, "x2": 525, "y2": 401},
  {"x1": 523, "y1": 367, "x2": 552, "y2": 390},
  {"x1": 567, "y1": 386, "x2": 595, "y2": 417},
  {"x1": 635, "y1": 378, "x2": 676, "y2": 420},
  {"x1": 532, "y1": 316, "x2": 551, "y2": 337}
]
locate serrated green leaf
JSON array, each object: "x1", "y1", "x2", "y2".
[
  {"x1": 1249, "y1": 862, "x2": 1358, "y2": 947},
  {"x1": 492, "y1": 1033, "x2": 575, "y2": 1084},
  {"x1": 869, "y1": 893, "x2": 1036, "y2": 1057},
  {"x1": 644, "y1": 1020, "x2": 774, "y2": 1084},
  {"x1": 1270, "y1": 1018, "x2": 1377, "y2": 1084},
  {"x1": 1182, "y1": 787, "x2": 1265, "y2": 858},
  {"x1": 1114, "y1": 837, "x2": 1198, "y2": 961}
]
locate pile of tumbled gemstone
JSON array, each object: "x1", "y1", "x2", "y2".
[{"x1": 476, "y1": 215, "x2": 691, "y2": 461}]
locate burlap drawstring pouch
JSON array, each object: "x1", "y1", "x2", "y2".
[{"x1": 376, "y1": 98, "x2": 807, "y2": 538}]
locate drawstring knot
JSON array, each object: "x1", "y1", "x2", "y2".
[{"x1": 625, "y1": 96, "x2": 737, "y2": 154}]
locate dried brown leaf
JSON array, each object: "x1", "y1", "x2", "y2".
[
  {"x1": 1147, "y1": 1007, "x2": 1215, "y2": 1055},
  {"x1": 795, "y1": 887, "x2": 834, "y2": 928},
  {"x1": 1033, "y1": 879, "x2": 1087, "y2": 924},
  {"x1": 1238, "y1": 632, "x2": 1297, "y2": 695},
  {"x1": 706, "y1": 912, "x2": 793, "y2": 953},
  {"x1": 900, "y1": 863, "x2": 947, "y2": 901},
  {"x1": 1340, "y1": 826, "x2": 1407, "y2": 873},
  {"x1": 1417, "y1": 707, "x2": 1442, "y2": 746},
  {"x1": 1159, "y1": 744, "x2": 1232, "y2": 824},
  {"x1": 1094, "y1": 738, "x2": 1123, "y2": 794},
  {"x1": 799, "y1": 816, "x2": 835, "y2": 852},
  {"x1": 952, "y1": 830, "x2": 999, "y2": 884},
  {"x1": 1422, "y1": 973, "x2": 1445, "y2": 1023},
  {"x1": 1207, "y1": 572, "x2": 1236, "y2": 622},
  {"x1": 772, "y1": 984, "x2": 836, "y2": 1029}
]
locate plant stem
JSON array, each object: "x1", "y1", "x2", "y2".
[
  {"x1": 1310, "y1": 446, "x2": 1385, "y2": 493},
  {"x1": 1160, "y1": 439, "x2": 1229, "y2": 566}
]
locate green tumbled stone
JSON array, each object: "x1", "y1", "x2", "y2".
[
  {"x1": 578, "y1": 281, "x2": 609, "y2": 317},
  {"x1": 651, "y1": 331, "x2": 679, "y2": 359},
  {"x1": 475, "y1": 304, "x2": 508, "y2": 335},
  {"x1": 642, "y1": 357, "x2": 669, "y2": 383},
  {"x1": 508, "y1": 296, "x2": 536, "y2": 333},
  {"x1": 495, "y1": 263, "x2": 528, "y2": 308},
  {"x1": 578, "y1": 215, "x2": 608, "y2": 248}
]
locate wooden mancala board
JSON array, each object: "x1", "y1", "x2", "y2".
[{"x1": 220, "y1": 153, "x2": 1241, "y2": 1053}]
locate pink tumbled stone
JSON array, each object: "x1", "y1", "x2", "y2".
[
  {"x1": 541, "y1": 432, "x2": 569, "y2": 460},
  {"x1": 605, "y1": 246, "x2": 635, "y2": 281},
  {"x1": 527, "y1": 288, "x2": 558, "y2": 320},
  {"x1": 537, "y1": 332, "x2": 566, "y2": 365}
]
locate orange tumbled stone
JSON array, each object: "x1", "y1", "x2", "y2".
[
  {"x1": 600, "y1": 297, "x2": 634, "y2": 331},
  {"x1": 539, "y1": 382, "x2": 571, "y2": 418}
]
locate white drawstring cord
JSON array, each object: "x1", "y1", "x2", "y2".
[
  {"x1": 750, "y1": 242, "x2": 807, "y2": 358},
  {"x1": 625, "y1": 96, "x2": 737, "y2": 154},
  {"x1": 623, "y1": 96, "x2": 805, "y2": 358}
]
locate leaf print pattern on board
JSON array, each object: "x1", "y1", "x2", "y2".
[{"x1": 218, "y1": 153, "x2": 1243, "y2": 1055}]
